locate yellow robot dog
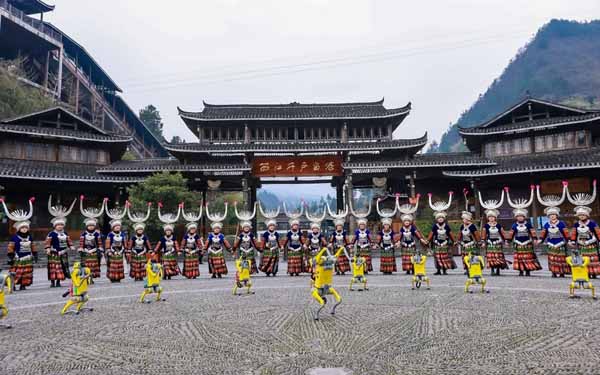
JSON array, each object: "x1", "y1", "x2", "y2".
[
  {"x1": 61, "y1": 262, "x2": 93, "y2": 315},
  {"x1": 311, "y1": 247, "x2": 344, "y2": 320},
  {"x1": 233, "y1": 254, "x2": 255, "y2": 296},
  {"x1": 140, "y1": 259, "x2": 165, "y2": 303},
  {"x1": 411, "y1": 249, "x2": 430, "y2": 290},
  {"x1": 349, "y1": 255, "x2": 368, "y2": 291},
  {"x1": 0, "y1": 270, "x2": 14, "y2": 329},
  {"x1": 464, "y1": 250, "x2": 488, "y2": 293},
  {"x1": 567, "y1": 249, "x2": 596, "y2": 299}
]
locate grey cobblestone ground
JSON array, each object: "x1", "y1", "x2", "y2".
[{"x1": 2, "y1": 256, "x2": 600, "y2": 374}]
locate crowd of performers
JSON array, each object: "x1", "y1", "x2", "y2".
[
  {"x1": 2, "y1": 182, "x2": 600, "y2": 287},
  {"x1": 0, "y1": 181, "x2": 599, "y2": 322}
]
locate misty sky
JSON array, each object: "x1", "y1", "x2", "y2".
[{"x1": 45, "y1": 0, "x2": 599, "y2": 144}]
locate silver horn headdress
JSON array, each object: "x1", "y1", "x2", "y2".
[
  {"x1": 429, "y1": 191, "x2": 453, "y2": 220},
  {"x1": 284, "y1": 201, "x2": 303, "y2": 227},
  {"x1": 305, "y1": 204, "x2": 326, "y2": 230},
  {"x1": 377, "y1": 194, "x2": 398, "y2": 226},
  {"x1": 106, "y1": 199, "x2": 127, "y2": 229},
  {"x1": 350, "y1": 195, "x2": 372, "y2": 226},
  {"x1": 127, "y1": 200, "x2": 152, "y2": 231},
  {"x1": 327, "y1": 201, "x2": 348, "y2": 228},
  {"x1": 80, "y1": 195, "x2": 107, "y2": 227},
  {"x1": 206, "y1": 201, "x2": 228, "y2": 230},
  {"x1": 567, "y1": 179, "x2": 597, "y2": 217},
  {"x1": 536, "y1": 181, "x2": 567, "y2": 217},
  {"x1": 479, "y1": 189, "x2": 504, "y2": 219},
  {"x1": 259, "y1": 201, "x2": 280, "y2": 227},
  {"x1": 505, "y1": 185, "x2": 535, "y2": 218},
  {"x1": 182, "y1": 201, "x2": 203, "y2": 230},
  {"x1": 234, "y1": 201, "x2": 257, "y2": 229},
  {"x1": 397, "y1": 194, "x2": 420, "y2": 222},
  {"x1": 48, "y1": 195, "x2": 76, "y2": 227},
  {"x1": 1, "y1": 197, "x2": 34, "y2": 230},
  {"x1": 158, "y1": 202, "x2": 182, "y2": 232}
]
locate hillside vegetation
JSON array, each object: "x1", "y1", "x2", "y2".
[
  {"x1": 435, "y1": 19, "x2": 600, "y2": 153},
  {"x1": 0, "y1": 59, "x2": 54, "y2": 120}
]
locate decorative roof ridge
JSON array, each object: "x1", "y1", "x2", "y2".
[
  {"x1": 3, "y1": 106, "x2": 109, "y2": 135},
  {"x1": 200, "y1": 98, "x2": 386, "y2": 109},
  {"x1": 458, "y1": 112, "x2": 600, "y2": 135},
  {"x1": 468, "y1": 97, "x2": 593, "y2": 130},
  {"x1": 0, "y1": 123, "x2": 132, "y2": 142}
]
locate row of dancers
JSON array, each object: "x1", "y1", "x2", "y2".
[{"x1": 1, "y1": 181, "x2": 599, "y2": 293}]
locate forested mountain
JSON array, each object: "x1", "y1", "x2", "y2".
[{"x1": 435, "y1": 19, "x2": 600, "y2": 153}]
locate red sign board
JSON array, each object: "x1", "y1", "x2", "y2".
[{"x1": 252, "y1": 156, "x2": 343, "y2": 177}]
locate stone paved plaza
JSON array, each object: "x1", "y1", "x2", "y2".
[{"x1": 3, "y1": 256, "x2": 600, "y2": 375}]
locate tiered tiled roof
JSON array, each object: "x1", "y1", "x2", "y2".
[
  {"x1": 0, "y1": 124, "x2": 131, "y2": 143},
  {"x1": 346, "y1": 153, "x2": 495, "y2": 170},
  {"x1": 179, "y1": 99, "x2": 411, "y2": 121},
  {"x1": 459, "y1": 113, "x2": 600, "y2": 136},
  {"x1": 97, "y1": 159, "x2": 250, "y2": 174},
  {"x1": 0, "y1": 159, "x2": 142, "y2": 183},
  {"x1": 443, "y1": 147, "x2": 600, "y2": 177},
  {"x1": 164, "y1": 135, "x2": 427, "y2": 155}
]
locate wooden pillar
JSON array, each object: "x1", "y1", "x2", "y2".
[
  {"x1": 250, "y1": 181, "x2": 257, "y2": 231},
  {"x1": 409, "y1": 171, "x2": 416, "y2": 198},
  {"x1": 470, "y1": 179, "x2": 481, "y2": 220},
  {"x1": 201, "y1": 189, "x2": 208, "y2": 239},
  {"x1": 43, "y1": 51, "x2": 50, "y2": 88},
  {"x1": 56, "y1": 48, "x2": 64, "y2": 99},
  {"x1": 75, "y1": 78, "x2": 80, "y2": 113},
  {"x1": 336, "y1": 178, "x2": 344, "y2": 211},
  {"x1": 346, "y1": 174, "x2": 355, "y2": 233}
]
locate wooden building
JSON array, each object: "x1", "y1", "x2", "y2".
[
  {"x1": 0, "y1": 0, "x2": 167, "y2": 157},
  {"x1": 0, "y1": 107, "x2": 140, "y2": 238}
]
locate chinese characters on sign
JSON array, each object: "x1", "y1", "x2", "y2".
[{"x1": 252, "y1": 156, "x2": 343, "y2": 177}]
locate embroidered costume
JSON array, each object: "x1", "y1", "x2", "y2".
[
  {"x1": 3, "y1": 198, "x2": 36, "y2": 289},
  {"x1": 233, "y1": 201, "x2": 259, "y2": 274},
  {"x1": 327, "y1": 202, "x2": 350, "y2": 275},
  {"x1": 350, "y1": 198, "x2": 373, "y2": 273},
  {"x1": 397, "y1": 195, "x2": 426, "y2": 274},
  {"x1": 427, "y1": 192, "x2": 456, "y2": 275},
  {"x1": 567, "y1": 181, "x2": 600, "y2": 278},
  {"x1": 126, "y1": 201, "x2": 153, "y2": 281},
  {"x1": 506, "y1": 186, "x2": 542, "y2": 276},
  {"x1": 205, "y1": 202, "x2": 230, "y2": 278},
  {"x1": 259, "y1": 202, "x2": 281, "y2": 276},
  {"x1": 284, "y1": 202, "x2": 304, "y2": 276},
  {"x1": 181, "y1": 202, "x2": 203, "y2": 280},
  {"x1": 377, "y1": 196, "x2": 399, "y2": 274},
  {"x1": 45, "y1": 196, "x2": 77, "y2": 287},
  {"x1": 105, "y1": 202, "x2": 127, "y2": 282}
]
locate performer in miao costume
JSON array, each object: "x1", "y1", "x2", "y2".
[
  {"x1": 104, "y1": 202, "x2": 127, "y2": 283},
  {"x1": 479, "y1": 189, "x2": 509, "y2": 276},
  {"x1": 505, "y1": 185, "x2": 541, "y2": 276},
  {"x1": 327, "y1": 202, "x2": 351, "y2": 275},
  {"x1": 567, "y1": 180, "x2": 600, "y2": 278},
  {"x1": 397, "y1": 194, "x2": 427, "y2": 275},
  {"x1": 78, "y1": 196, "x2": 106, "y2": 279},
  {"x1": 205, "y1": 202, "x2": 231, "y2": 278},
  {"x1": 376, "y1": 195, "x2": 399, "y2": 275},
  {"x1": 181, "y1": 202, "x2": 203, "y2": 279},
  {"x1": 457, "y1": 189, "x2": 480, "y2": 274},
  {"x1": 350, "y1": 197, "x2": 373, "y2": 273},
  {"x1": 310, "y1": 247, "x2": 345, "y2": 321},
  {"x1": 259, "y1": 202, "x2": 281, "y2": 276},
  {"x1": 3, "y1": 197, "x2": 36, "y2": 290},
  {"x1": 304, "y1": 205, "x2": 327, "y2": 276},
  {"x1": 155, "y1": 203, "x2": 182, "y2": 279},
  {"x1": 0, "y1": 270, "x2": 14, "y2": 328},
  {"x1": 233, "y1": 201, "x2": 259, "y2": 274},
  {"x1": 61, "y1": 262, "x2": 93, "y2": 315},
  {"x1": 283, "y1": 202, "x2": 305, "y2": 276},
  {"x1": 427, "y1": 192, "x2": 456, "y2": 275},
  {"x1": 126, "y1": 201, "x2": 153, "y2": 281},
  {"x1": 45, "y1": 196, "x2": 76, "y2": 287},
  {"x1": 566, "y1": 248, "x2": 596, "y2": 299},
  {"x1": 536, "y1": 182, "x2": 570, "y2": 277}
]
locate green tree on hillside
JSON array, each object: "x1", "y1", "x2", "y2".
[
  {"x1": 0, "y1": 59, "x2": 54, "y2": 120},
  {"x1": 139, "y1": 104, "x2": 165, "y2": 141},
  {"x1": 436, "y1": 19, "x2": 600, "y2": 153}
]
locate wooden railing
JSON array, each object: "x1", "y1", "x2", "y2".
[{"x1": 0, "y1": 0, "x2": 62, "y2": 43}]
